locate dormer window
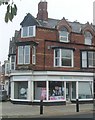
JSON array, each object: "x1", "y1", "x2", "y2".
[
  {"x1": 21, "y1": 26, "x2": 36, "y2": 38},
  {"x1": 59, "y1": 27, "x2": 69, "y2": 42},
  {"x1": 84, "y1": 31, "x2": 92, "y2": 45}
]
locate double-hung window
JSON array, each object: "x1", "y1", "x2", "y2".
[
  {"x1": 11, "y1": 55, "x2": 16, "y2": 70},
  {"x1": 18, "y1": 45, "x2": 30, "y2": 64},
  {"x1": 21, "y1": 26, "x2": 36, "y2": 38},
  {"x1": 59, "y1": 27, "x2": 69, "y2": 42},
  {"x1": 81, "y1": 51, "x2": 95, "y2": 68},
  {"x1": 54, "y1": 49, "x2": 73, "y2": 67},
  {"x1": 84, "y1": 31, "x2": 92, "y2": 45}
]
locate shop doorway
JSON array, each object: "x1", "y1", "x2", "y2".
[{"x1": 66, "y1": 82, "x2": 71, "y2": 102}]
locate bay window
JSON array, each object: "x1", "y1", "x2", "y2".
[
  {"x1": 18, "y1": 45, "x2": 30, "y2": 64},
  {"x1": 54, "y1": 49, "x2": 74, "y2": 67}
]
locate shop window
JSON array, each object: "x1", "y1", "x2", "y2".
[
  {"x1": 14, "y1": 81, "x2": 28, "y2": 99},
  {"x1": 49, "y1": 81, "x2": 64, "y2": 100},
  {"x1": 78, "y1": 82, "x2": 93, "y2": 99},
  {"x1": 34, "y1": 81, "x2": 46, "y2": 100}
]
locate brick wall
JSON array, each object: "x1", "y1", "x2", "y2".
[{"x1": 16, "y1": 27, "x2": 95, "y2": 72}]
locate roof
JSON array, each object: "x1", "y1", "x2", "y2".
[{"x1": 20, "y1": 13, "x2": 95, "y2": 33}]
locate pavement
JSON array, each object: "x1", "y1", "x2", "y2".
[{"x1": 0, "y1": 101, "x2": 94, "y2": 118}]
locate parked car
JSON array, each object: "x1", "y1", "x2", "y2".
[{"x1": 0, "y1": 90, "x2": 7, "y2": 101}]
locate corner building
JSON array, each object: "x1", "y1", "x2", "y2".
[{"x1": 9, "y1": 1, "x2": 95, "y2": 105}]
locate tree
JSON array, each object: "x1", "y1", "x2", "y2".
[{"x1": 0, "y1": 0, "x2": 17, "y2": 23}]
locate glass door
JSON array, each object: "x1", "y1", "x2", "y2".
[{"x1": 66, "y1": 82, "x2": 71, "y2": 102}]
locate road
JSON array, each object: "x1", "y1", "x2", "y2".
[{"x1": 49, "y1": 113, "x2": 94, "y2": 118}]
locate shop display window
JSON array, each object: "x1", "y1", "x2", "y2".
[
  {"x1": 78, "y1": 82, "x2": 93, "y2": 99},
  {"x1": 49, "y1": 81, "x2": 64, "y2": 100},
  {"x1": 14, "y1": 81, "x2": 28, "y2": 99},
  {"x1": 34, "y1": 81, "x2": 46, "y2": 100}
]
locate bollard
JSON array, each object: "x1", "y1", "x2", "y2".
[
  {"x1": 76, "y1": 99, "x2": 79, "y2": 112},
  {"x1": 40, "y1": 99, "x2": 43, "y2": 114}
]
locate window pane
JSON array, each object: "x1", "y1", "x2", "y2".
[
  {"x1": 49, "y1": 81, "x2": 64, "y2": 100},
  {"x1": 78, "y1": 82, "x2": 92, "y2": 99},
  {"x1": 61, "y1": 49, "x2": 72, "y2": 67},
  {"x1": 84, "y1": 31, "x2": 92, "y2": 45},
  {"x1": 29, "y1": 26, "x2": 33, "y2": 36},
  {"x1": 32, "y1": 46, "x2": 36, "y2": 64},
  {"x1": 82, "y1": 52, "x2": 87, "y2": 67},
  {"x1": 34, "y1": 81, "x2": 46, "y2": 100},
  {"x1": 22, "y1": 27, "x2": 28, "y2": 37},
  {"x1": 55, "y1": 58, "x2": 60, "y2": 66},
  {"x1": 62, "y1": 49, "x2": 71, "y2": 58},
  {"x1": 62, "y1": 58, "x2": 71, "y2": 66},
  {"x1": 88, "y1": 52, "x2": 93, "y2": 67},
  {"x1": 59, "y1": 31, "x2": 68, "y2": 42},
  {"x1": 55, "y1": 49, "x2": 60, "y2": 57},
  {"x1": 54, "y1": 49, "x2": 60, "y2": 66},
  {"x1": 11, "y1": 56, "x2": 15, "y2": 62},
  {"x1": 85, "y1": 38, "x2": 91, "y2": 45},
  {"x1": 11, "y1": 62, "x2": 15, "y2": 70},
  {"x1": 14, "y1": 82, "x2": 28, "y2": 99},
  {"x1": 18, "y1": 46, "x2": 23, "y2": 64},
  {"x1": 24, "y1": 46, "x2": 30, "y2": 64}
]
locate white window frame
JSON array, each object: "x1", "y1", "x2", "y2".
[
  {"x1": 11, "y1": 62, "x2": 15, "y2": 70},
  {"x1": 54, "y1": 49, "x2": 74, "y2": 67},
  {"x1": 84, "y1": 31, "x2": 92, "y2": 45},
  {"x1": 5, "y1": 62, "x2": 10, "y2": 75},
  {"x1": 85, "y1": 37, "x2": 92, "y2": 45},
  {"x1": 59, "y1": 31, "x2": 69, "y2": 42},
  {"x1": 21, "y1": 26, "x2": 36, "y2": 38},
  {"x1": 81, "y1": 51, "x2": 95, "y2": 68},
  {"x1": 18, "y1": 45, "x2": 30, "y2": 64},
  {"x1": 82, "y1": 51, "x2": 87, "y2": 68},
  {"x1": 88, "y1": 52, "x2": 95, "y2": 68},
  {"x1": 32, "y1": 46, "x2": 36, "y2": 64}
]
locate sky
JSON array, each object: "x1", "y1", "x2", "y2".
[{"x1": 0, "y1": 0, "x2": 94, "y2": 65}]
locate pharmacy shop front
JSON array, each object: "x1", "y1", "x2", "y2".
[{"x1": 10, "y1": 71, "x2": 94, "y2": 105}]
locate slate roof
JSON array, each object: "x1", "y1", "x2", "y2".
[{"x1": 20, "y1": 13, "x2": 95, "y2": 33}]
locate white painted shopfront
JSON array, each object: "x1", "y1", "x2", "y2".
[{"x1": 10, "y1": 71, "x2": 94, "y2": 103}]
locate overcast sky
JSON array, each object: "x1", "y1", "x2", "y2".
[{"x1": 0, "y1": 0, "x2": 94, "y2": 65}]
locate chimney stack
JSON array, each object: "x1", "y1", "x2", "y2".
[{"x1": 37, "y1": 0, "x2": 48, "y2": 21}]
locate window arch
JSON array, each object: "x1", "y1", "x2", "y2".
[
  {"x1": 59, "y1": 27, "x2": 69, "y2": 42},
  {"x1": 84, "y1": 31, "x2": 92, "y2": 45}
]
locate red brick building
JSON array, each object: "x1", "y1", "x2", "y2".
[{"x1": 8, "y1": 1, "x2": 95, "y2": 104}]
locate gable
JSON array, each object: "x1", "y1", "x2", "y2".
[{"x1": 20, "y1": 13, "x2": 40, "y2": 27}]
